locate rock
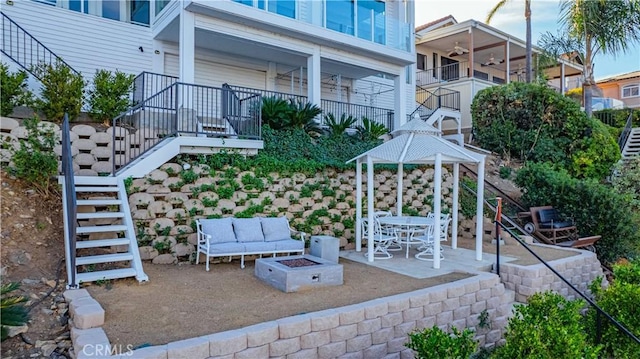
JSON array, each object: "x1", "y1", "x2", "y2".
[
  {"x1": 152, "y1": 254, "x2": 177, "y2": 265},
  {"x1": 139, "y1": 246, "x2": 159, "y2": 260},
  {"x1": 46, "y1": 280, "x2": 56, "y2": 288},
  {"x1": 9, "y1": 249, "x2": 31, "y2": 265},
  {"x1": 5, "y1": 324, "x2": 28, "y2": 337},
  {"x1": 41, "y1": 343, "x2": 57, "y2": 356},
  {"x1": 172, "y1": 243, "x2": 193, "y2": 257}
]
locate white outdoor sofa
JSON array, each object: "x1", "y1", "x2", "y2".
[{"x1": 196, "y1": 217, "x2": 305, "y2": 270}]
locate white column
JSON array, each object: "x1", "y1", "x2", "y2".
[
  {"x1": 433, "y1": 154, "x2": 442, "y2": 269},
  {"x1": 152, "y1": 40, "x2": 164, "y2": 74},
  {"x1": 452, "y1": 163, "x2": 459, "y2": 249},
  {"x1": 356, "y1": 158, "x2": 363, "y2": 252},
  {"x1": 394, "y1": 67, "x2": 407, "y2": 129},
  {"x1": 266, "y1": 62, "x2": 277, "y2": 91},
  {"x1": 505, "y1": 39, "x2": 511, "y2": 84},
  {"x1": 307, "y1": 49, "x2": 321, "y2": 106},
  {"x1": 475, "y1": 158, "x2": 485, "y2": 261},
  {"x1": 396, "y1": 164, "x2": 403, "y2": 216},
  {"x1": 179, "y1": 9, "x2": 195, "y2": 84},
  {"x1": 367, "y1": 156, "x2": 375, "y2": 262}
]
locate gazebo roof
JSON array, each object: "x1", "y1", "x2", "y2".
[{"x1": 348, "y1": 120, "x2": 484, "y2": 164}]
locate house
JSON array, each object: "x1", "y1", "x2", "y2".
[
  {"x1": 1, "y1": 0, "x2": 416, "y2": 132},
  {"x1": 414, "y1": 16, "x2": 585, "y2": 134},
  {"x1": 596, "y1": 71, "x2": 640, "y2": 109}
]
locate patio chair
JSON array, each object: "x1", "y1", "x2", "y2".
[
  {"x1": 527, "y1": 206, "x2": 600, "y2": 250},
  {"x1": 413, "y1": 224, "x2": 444, "y2": 261},
  {"x1": 375, "y1": 211, "x2": 403, "y2": 252},
  {"x1": 362, "y1": 218, "x2": 396, "y2": 259}
]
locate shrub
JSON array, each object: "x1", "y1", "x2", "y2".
[
  {"x1": 32, "y1": 60, "x2": 85, "y2": 122},
  {"x1": 87, "y1": 69, "x2": 134, "y2": 123},
  {"x1": 515, "y1": 162, "x2": 640, "y2": 264},
  {"x1": 260, "y1": 96, "x2": 292, "y2": 130},
  {"x1": 1, "y1": 282, "x2": 30, "y2": 341},
  {"x1": 285, "y1": 99, "x2": 323, "y2": 136},
  {"x1": 493, "y1": 292, "x2": 602, "y2": 359},
  {"x1": 0, "y1": 63, "x2": 32, "y2": 116},
  {"x1": 357, "y1": 117, "x2": 389, "y2": 140},
  {"x1": 585, "y1": 259, "x2": 640, "y2": 358},
  {"x1": 471, "y1": 82, "x2": 619, "y2": 179},
  {"x1": 405, "y1": 325, "x2": 478, "y2": 359},
  {"x1": 612, "y1": 156, "x2": 640, "y2": 212},
  {"x1": 324, "y1": 113, "x2": 356, "y2": 136},
  {"x1": 5, "y1": 117, "x2": 59, "y2": 195}
]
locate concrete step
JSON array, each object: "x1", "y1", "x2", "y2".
[
  {"x1": 75, "y1": 253, "x2": 134, "y2": 266},
  {"x1": 77, "y1": 199, "x2": 122, "y2": 206}
]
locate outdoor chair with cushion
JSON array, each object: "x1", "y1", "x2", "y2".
[{"x1": 527, "y1": 206, "x2": 600, "y2": 250}]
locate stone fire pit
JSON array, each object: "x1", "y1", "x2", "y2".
[{"x1": 254, "y1": 255, "x2": 343, "y2": 292}]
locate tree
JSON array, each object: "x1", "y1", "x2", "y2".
[
  {"x1": 539, "y1": 0, "x2": 640, "y2": 117},
  {"x1": 486, "y1": 0, "x2": 533, "y2": 83}
]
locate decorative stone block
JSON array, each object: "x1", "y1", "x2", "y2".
[
  {"x1": 167, "y1": 336, "x2": 209, "y2": 359},
  {"x1": 318, "y1": 341, "x2": 346, "y2": 359},
  {"x1": 330, "y1": 324, "x2": 357, "y2": 342}
]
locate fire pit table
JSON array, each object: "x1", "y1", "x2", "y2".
[{"x1": 254, "y1": 254, "x2": 343, "y2": 292}]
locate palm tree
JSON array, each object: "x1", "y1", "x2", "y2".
[
  {"x1": 486, "y1": 0, "x2": 533, "y2": 83},
  {"x1": 539, "y1": 0, "x2": 640, "y2": 117}
]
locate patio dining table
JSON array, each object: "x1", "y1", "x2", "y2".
[{"x1": 377, "y1": 216, "x2": 434, "y2": 258}]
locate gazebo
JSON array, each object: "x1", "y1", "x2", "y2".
[{"x1": 348, "y1": 120, "x2": 486, "y2": 269}]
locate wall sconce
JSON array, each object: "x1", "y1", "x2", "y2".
[
  {"x1": 138, "y1": 46, "x2": 144, "y2": 52},
  {"x1": 6, "y1": 0, "x2": 15, "y2": 5},
  {"x1": 154, "y1": 50, "x2": 160, "y2": 55}
]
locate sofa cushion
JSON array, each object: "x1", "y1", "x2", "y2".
[
  {"x1": 243, "y1": 242, "x2": 277, "y2": 253},
  {"x1": 205, "y1": 242, "x2": 245, "y2": 255},
  {"x1": 200, "y1": 218, "x2": 236, "y2": 244},
  {"x1": 275, "y1": 239, "x2": 305, "y2": 251},
  {"x1": 539, "y1": 221, "x2": 573, "y2": 229},
  {"x1": 261, "y1": 217, "x2": 292, "y2": 242},
  {"x1": 537, "y1": 209, "x2": 559, "y2": 223},
  {"x1": 233, "y1": 218, "x2": 265, "y2": 242}
]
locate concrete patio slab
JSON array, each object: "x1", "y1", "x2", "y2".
[{"x1": 340, "y1": 246, "x2": 517, "y2": 279}]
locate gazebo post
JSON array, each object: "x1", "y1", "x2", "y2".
[
  {"x1": 475, "y1": 158, "x2": 485, "y2": 261},
  {"x1": 396, "y1": 164, "x2": 403, "y2": 216},
  {"x1": 452, "y1": 163, "x2": 459, "y2": 249},
  {"x1": 433, "y1": 153, "x2": 442, "y2": 269},
  {"x1": 367, "y1": 155, "x2": 375, "y2": 262},
  {"x1": 356, "y1": 158, "x2": 362, "y2": 252}
]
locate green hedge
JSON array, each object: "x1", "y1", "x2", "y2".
[
  {"x1": 471, "y1": 82, "x2": 620, "y2": 179},
  {"x1": 515, "y1": 162, "x2": 640, "y2": 264}
]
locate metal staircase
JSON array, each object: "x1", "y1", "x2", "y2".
[
  {"x1": 1, "y1": 11, "x2": 80, "y2": 79},
  {"x1": 68, "y1": 176, "x2": 148, "y2": 284},
  {"x1": 410, "y1": 86, "x2": 463, "y2": 144},
  {"x1": 622, "y1": 128, "x2": 640, "y2": 159}
]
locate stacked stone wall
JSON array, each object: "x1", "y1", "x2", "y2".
[
  {"x1": 67, "y1": 273, "x2": 514, "y2": 359},
  {"x1": 499, "y1": 246, "x2": 604, "y2": 303}
]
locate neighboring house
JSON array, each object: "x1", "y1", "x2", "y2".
[
  {"x1": 596, "y1": 71, "x2": 640, "y2": 109},
  {"x1": 414, "y1": 16, "x2": 584, "y2": 133},
  {"x1": 1, "y1": 0, "x2": 416, "y2": 130}
]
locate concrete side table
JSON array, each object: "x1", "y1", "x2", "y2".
[{"x1": 309, "y1": 235, "x2": 340, "y2": 263}]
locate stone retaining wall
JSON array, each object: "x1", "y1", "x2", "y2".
[
  {"x1": 66, "y1": 272, "x2": 514, "y2": 359},
  {"x1": 0, "y1": 118, "x2": 164, "y2": 176},
  {"x1": 499, "y1": 245, "x2": 604, "y2": 303}
]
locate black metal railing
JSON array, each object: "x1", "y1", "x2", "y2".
[
  {"x1": 226, "y1": 84, "x2": 307, "y2": 104},
  {"x1": 132, "y1": 71, "x2": 178, "y2": 106},
  {"x1": 61, "y1": 114, "x2": 78, "y2": 289},
  {"x1": 618, "y1": 110, "x2": 634, "y2": 151},
  {"x1": 1, "y1": 11, "x2": 80, "y2": 79},
  {"x1": 112, "y1": 82, "x2": 262, "y2": 174},
  {"x1": 320, "y1": 99, "x2": 394, "y2": 131},
  {"x1": 411, "y1": 86, "x2": 461, "y2": 119},
  {"x1": 494, "y1": 219, "x2": 640, "y2": 347}
]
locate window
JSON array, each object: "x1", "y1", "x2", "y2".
[
  {"x1": 432, "y1": 53, "x2": 437, "y2": 77},
  {"x1": 357, "y1": 0, "x2": 385, "y2": 44},
  {"x1": 622, "y1": 84, "x2": 639, "y2": 98},
  {"x1": 155, "y1": 0, "x2": 171, "y2": 16},
  {"x1": 102, "y1": 0, "x2": 120, "y2": 20},
  {"x1": 130, "y1": 0, "x2": 149, "y2": 25},
  {"x1": 268, "y1": 0, "x2": 296, "y2": 18},
  {"x1": 326, "y1": 0, "x2": 354, "y2": 35},
  {"x1": 416, "y1": 54, "x2": 427, "y2": 71}
]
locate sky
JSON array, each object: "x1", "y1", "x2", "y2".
[{"x1": 414, "y1": 0, "x2": 640, "y2": 80}]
